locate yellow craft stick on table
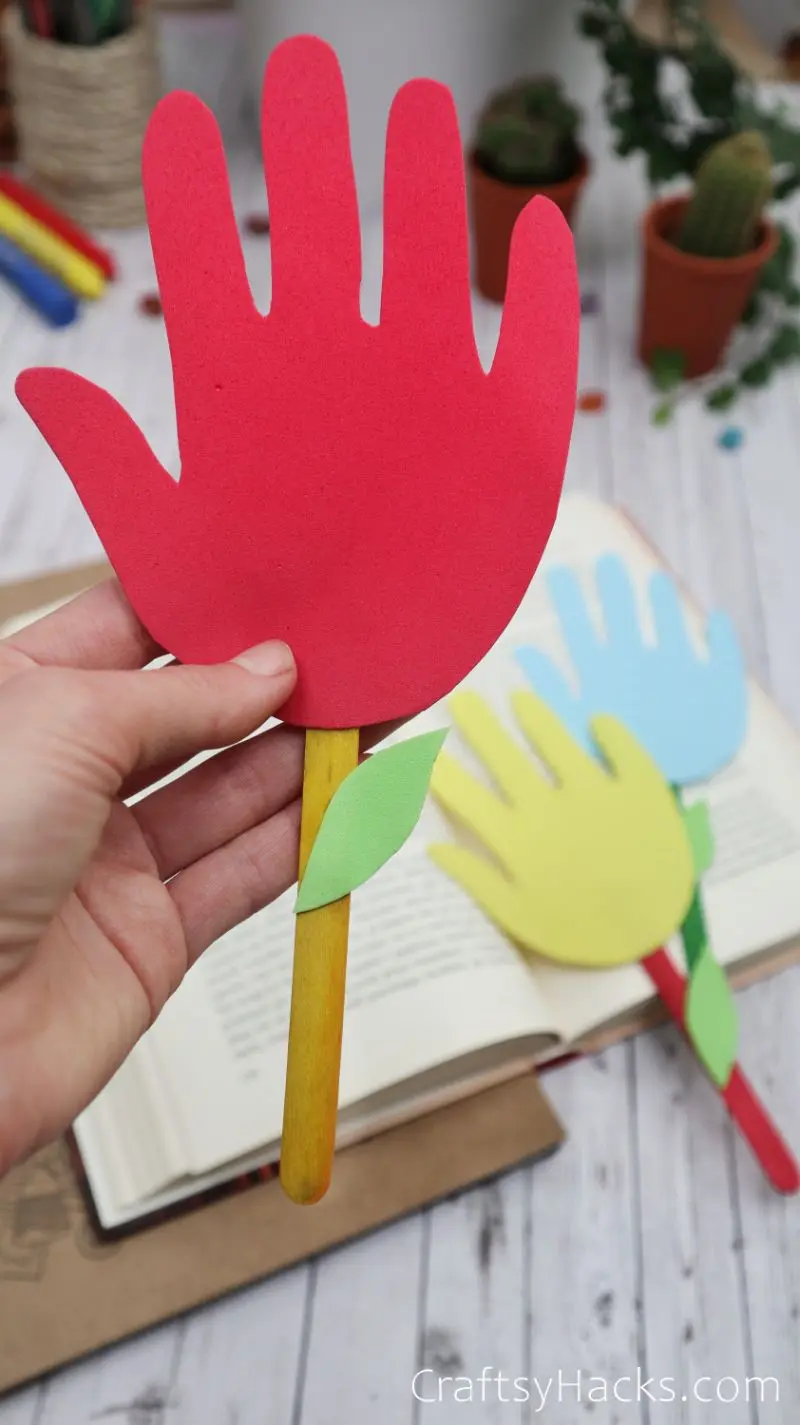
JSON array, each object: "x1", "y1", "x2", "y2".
[{"x1": 0, "y1": 195, "x2": 106, "y2": 300}]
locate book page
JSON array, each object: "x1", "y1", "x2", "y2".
[{"x1": 107, "y1": 841, "x2": 554, "y2": 1201}]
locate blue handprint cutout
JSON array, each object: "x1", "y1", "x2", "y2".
[
  {"x1": 516, "y1": 555, "x2": 747, "y2": 786},
  {"x1": 517, "y1": 554, "x2": 747, "y2": 1088}
]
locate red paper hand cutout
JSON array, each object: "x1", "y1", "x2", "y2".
[{"x1": 16, "y1": 37, "x2": 578, "y2": 728}]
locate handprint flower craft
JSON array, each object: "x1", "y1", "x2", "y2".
[
  {"x1": 515, "y1": 555, "x2": 747, "y2": 785},
  {"x1": 430, "y1": 691, "x2": 799, "y2": 1194},
  {"x1": 15, "y1": 37, "x2": 579, "y2": 1206},
  {"x1": 515, "y1": 555, "x2": 746, "y2": 1088},
  {"x1": 429, "y1": 690, "x2": 696, "y2": 968},
  {"x1": 16, "y1": 39, "x2": 578, "y2": 731}
]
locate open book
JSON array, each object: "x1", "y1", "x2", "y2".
[{"x1": 6, "y1": 494, "x2": 800, "y2": 1230}]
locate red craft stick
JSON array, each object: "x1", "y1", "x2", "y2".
[
  {"x1": 0, "y1": 175, "x2": 116, "y2": 280},
  {"x1": 643, "y1": 948, "x2": 799, "y2": 1194}
]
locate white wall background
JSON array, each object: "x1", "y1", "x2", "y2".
[{"x1": 239, "y1": 0, "x2": 605, "y2": 217}]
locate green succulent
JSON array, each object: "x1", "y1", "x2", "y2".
[{"x1": 474, "y1": 77, "x2": 582, "y2": 186}]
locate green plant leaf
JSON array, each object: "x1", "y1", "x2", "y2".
[
  {"x1": 768, "y1": 323, "x2": 800, "y2": 364},
  {"x1": 740, "y1": 356, "x2": 773, "y2": 388},
  {"x1": 295, "y1": 730, "x2": 448, "y2": 913},
  {"x1": 705, "y1": 383, "x2": 738, "y2": 412},
  {"x1": 682, "y1": 800, "x2": 715, "y2": 878},
  {"x1": 651, "y1": 399, "x2": 675, "y2": 426},
  {"x1": 686, "y1": 948, "x2": 738, "y2": 1087},
  {"x1": 649, "y1": 347, "x2": 686, "y2": 392}
]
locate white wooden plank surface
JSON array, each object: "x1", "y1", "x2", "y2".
[
  {"x1": 173, "y1": 1265, "x2": 311, "y2": 1425},
  {"x1": 415, "y1": 1171, "x2": 528, "y2": 1423},
  {"x1": 526, "y1": 1052, "x2": 646, "y2": 1425},
  {"x1": 0, "y1": 12, "x2": 798, "y2": 1424},
  {"x1": 299, "y1": 1215, "x2": 423, "y2": 1425}
]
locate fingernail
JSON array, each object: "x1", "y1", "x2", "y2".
[{"x1": 233, "y1": 640, "x2": 296, "y2": 678}]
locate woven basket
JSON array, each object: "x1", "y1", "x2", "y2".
[{"x1": 2, "y1": 7, "x2": 160, "y2": 228}]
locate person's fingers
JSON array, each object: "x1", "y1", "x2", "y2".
[
  {"x1": 0, "y1": 642, "x2": 296, "y2": 806},
  {"x1": 133, "y1": 716, "x2": 407, "y2": 880},
  {"x1": 134, "y1": 723, "x2": 304, "y2": 877},
  {"x1": 169, "y1": 797, "x2": 301, "y2": 962},
  {"x1": 0, "y1": 578, "x2": 162, "y2": 677}
]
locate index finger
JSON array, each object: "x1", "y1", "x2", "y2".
[{"x1": 1, "y1": 578, "x2": 162, "y2": 671}]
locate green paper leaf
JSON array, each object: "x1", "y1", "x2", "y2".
[
  {"x1": 686, "y1": 948, "x2": 738, "y2": 1087},
  {"x1": 682, "y1": 800, "x2": 714, "y2": 878},
  {"x1": 295, "y1": 729, "x2": 448, "y2": 913}
]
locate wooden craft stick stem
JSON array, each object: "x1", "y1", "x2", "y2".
[
  {"x1": 643, "y1": 948, "x2": 799, "y2": 1194},
  {"x1": 280, "y1": 727, "x2": 360, "y2": 1205}
]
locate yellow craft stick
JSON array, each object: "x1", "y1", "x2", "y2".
[
  {"x1": 280, "y1": 726, "x2": 360, "y2": 1205},
  {"x1": 0, "y1": 195, "x2": 105, "y2": 300}
]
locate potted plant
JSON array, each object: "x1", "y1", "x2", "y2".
[
  {"x1": 469, "y1": 76, "x2": 589, "y2": 302},
  {"x1": 639, "y1": 130, "x2": 778, "y2": 378},
  {"x1": 580, "y1": 0, "x2": 800, "y2": 408}
]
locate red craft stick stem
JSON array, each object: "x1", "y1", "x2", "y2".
[
  {"x1": 0, "y1": 175, "x2": 116, "y2": 280},
  {"x1": 643, "y1": 948, "x2": 799, "y2": 1194}
]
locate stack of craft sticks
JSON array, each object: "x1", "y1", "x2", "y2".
[{"x1": 0, "y1": 172, "x2": 114, "y2": 324}]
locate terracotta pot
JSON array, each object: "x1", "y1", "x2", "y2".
[
  {"x1": 469, "y1": 150, "x2": 590, "y2": 303},
  {"x1": 638, "y1": 194, "x2": 779, "y2": 379}
]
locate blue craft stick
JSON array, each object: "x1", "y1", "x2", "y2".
[{"x1": 0, "y1": 233, "x2": 79, "y2": 327}]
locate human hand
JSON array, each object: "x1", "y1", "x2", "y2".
[
  {"x1": 0, "y1": 580, "x2": 304, "y2": 1174},
  {"x1": 428, "y1": 690, "x2": 694, "y2": 967}
]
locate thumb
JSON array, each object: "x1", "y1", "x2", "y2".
[
  {"x1": 0, "y1": 643, "x2": 296, "y2": 953},
  {"x1": 9, "y1": 641, "x2": 297, "y2": 794},
  {"x1": 15, "y1": 368, "x2": 175, "y2": 590}
]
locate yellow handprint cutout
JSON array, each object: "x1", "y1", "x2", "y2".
[{"x1": 428, "y1": 690, "x2": 695, "y2": 967}]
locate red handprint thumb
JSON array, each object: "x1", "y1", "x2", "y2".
[{"x1": 16, "y1": 368, "x2": 175, "y2": 592}]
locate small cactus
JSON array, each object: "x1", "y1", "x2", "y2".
[
  {"x1": 677, "y1": 131, "x2": 773, "y2": 260},
  {"x1": 474, "y1": 77, "x2": 581, "y2": 186}
]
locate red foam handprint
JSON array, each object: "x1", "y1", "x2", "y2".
[{"x1": 16, "y1": 37, "x2": 578, "y2": 728}]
